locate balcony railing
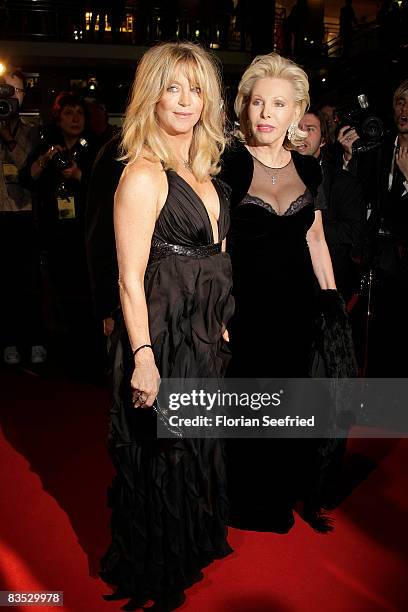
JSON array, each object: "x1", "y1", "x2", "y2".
[
  {"x1": 0, "y1": 1, "x2": 249, "y2": 51},
  {"x1": 1, "y1": 1, "x2": 393, "y2": 60}
]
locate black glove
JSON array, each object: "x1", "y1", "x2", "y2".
[{"x1": 317, "y1": 289, "x2": 347, "y2": 323}]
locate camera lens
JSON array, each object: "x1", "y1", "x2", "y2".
[
  {"x1": 0, "y1": 99, "x2": 11, "y2": 118},
  {"x1": 52, "y1": 151, "x2": 72, "y2": 172},
  {"x1": 362, "y1": 116, "x2": 383, "y2": 140}
]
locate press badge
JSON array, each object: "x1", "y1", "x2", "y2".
[
  {"x1": 2, "y1": 163, "x2": 18, "y2": 184},
  {"x1": 57, "y1": 196, "x2": 76, "y2": 219}
]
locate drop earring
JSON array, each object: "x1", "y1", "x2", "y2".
[{"x1": 287, "y1": 123, "x2": 297, "y2": 142}]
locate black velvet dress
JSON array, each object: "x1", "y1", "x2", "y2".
[
  {"x1": 100, "y1": 170, "x2": 235, "y2": 606},
  {"x1": 228, "y1": 167, "x2": 319, "y2": 378},
  {"x1": 219, "y1": 141, "x2": 330, "y2": 533},
  {"x1": 220, "y1": 140, "x2": 325, "y2": 379}
]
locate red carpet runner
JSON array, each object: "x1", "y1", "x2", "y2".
[{"x1": 1, "y1": 368, "x2": 407, "y2": 611}]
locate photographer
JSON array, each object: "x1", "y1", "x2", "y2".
[
  {"x1": 0, "y1": 69, "x2": 46, "y2": 365},
  {"x1": 20, "y1": 92, "x2": 99, "y2": 375},
  {"x1": 338, "y1": 80, "x2": 408, "y2": 375}
]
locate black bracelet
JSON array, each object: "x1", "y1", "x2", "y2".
[{"x1": 133, "y1": 344, "x2": 153, "y2": 358}]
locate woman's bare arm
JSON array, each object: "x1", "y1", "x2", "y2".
[
  {"x1": 306, "y1": 211, "x2": 336, "y2": 290},
  {"x1": 114, "y1": 159, "x2": 163, "y2": 407}
]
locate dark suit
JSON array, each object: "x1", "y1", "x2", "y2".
[
  {"x1": 379, "y1": 137, "x2": 408, "y2": 246},
  {"x1": 347, "y1": 135, "x2": 408, "y2": 375},
  {"x1": 85, "y1": 135, "x2": 123, "y2": 321}
]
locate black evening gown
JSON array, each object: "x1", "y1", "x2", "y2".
[
  {"x1": 221, "y1": 147, "x2": 330, "y2": 533},
  {"x1": 228, "y1": 186, "x2": 317, "y2": 378},
  {"x1": 100, "y1": 170, "x2": 235, "y2": 604}
]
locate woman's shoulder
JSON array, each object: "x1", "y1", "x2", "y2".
[
  {"x1": 123, "y1": 151, "x2": 163, "y2": 178},
  {"x1": 117, "y1": 154, "x2": 164, "y2": 197}
]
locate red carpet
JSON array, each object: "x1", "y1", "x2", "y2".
[{"x1": 1, "y1": 367, "x2": 407, "y2": 612}]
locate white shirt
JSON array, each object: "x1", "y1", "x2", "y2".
[{"x1": 389, "y1": 135, "x2": 408, "y2": 197}]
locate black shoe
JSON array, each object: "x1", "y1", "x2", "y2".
[
  {"x1": 103, "y1": 589, "x2": 128, "y2": 601},
  {"x1": 121, "y1": 598, "x2": 148, "y2": 611},
  {"x1": 267, "y1": 509, "x2": 295, "y2": 534},
  {"x1": 149, "y1": 591, "x2": 186, "y2": 611},
  {"x1": 229, "y1": 508, "x2": 295, "y2": 534}
]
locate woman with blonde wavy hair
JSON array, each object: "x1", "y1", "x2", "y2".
[
  {"x1": 220, "y1": 53, "x2": 341, "y2": 535},
  {"x1": 100, "y1": 42, "x2": 234, "y2": 610}
]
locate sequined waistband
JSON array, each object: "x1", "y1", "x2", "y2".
[{"x1": 149, "y1": 238, "x2": 222, "y2": 263}]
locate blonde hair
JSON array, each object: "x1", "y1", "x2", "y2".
[
  {"x1": 234, "y1": 53, "x2": 310, "y2": 148},
  {"x1": 120, "y1": 42, "x2": 225, "y2": 181},
  {"x1": 393, "y1": 79, "x2": 408, "y2": 106}
]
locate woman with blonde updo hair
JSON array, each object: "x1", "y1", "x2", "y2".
[
  {"x1": 234, "y1": 52, "x2": 310, "y2": 149},
  {"x1": 220, "y1": 53, "x2": 346, "y2": 535},
  {"x1": 100, "y1": 42, "x2": 234, "y2": 610}
]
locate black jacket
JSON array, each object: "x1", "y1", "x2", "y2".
[
  {"x1": 343, "y1": 135, "x2": 408, "y2": 282},
  {"x1": 219, "y1": 137, "x2": 325, "y2": 209},
  {"x1": 19, "y1": 125, "x2": 97, "y2": 246},
  {"x1": 85, "y1": 135, "x2": 124, "y2": 320},
  {"x1": 379, "y1": 136, "x2": 408, "y2": 245},
  {"x1": 345, "y1": 134, "x2": 408, "y2": 240}
]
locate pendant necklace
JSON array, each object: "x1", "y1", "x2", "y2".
[
  {"x1": 177, "y1": 153, "x2": 192, "y2": 172},
  {"x1": 182, "y1": 159, "x2": 192, "y2": 172},
  {"x1": 251, "y1": 153, "x2": 291, "y2": 185}
]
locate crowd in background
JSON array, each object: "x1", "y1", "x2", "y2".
[
  {"x1": 0, "y1": 75, "x2": 118, "y2": 380},
  {"x1": 0, "y1": 64, "x2": 407, "y2": 380}
]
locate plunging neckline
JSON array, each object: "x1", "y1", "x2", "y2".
[
  {"x1": 171, "y1": 171, "x2": 221, "y2": 244},
  {"x1": 243, "y1": 189, "x2": 311, "y2": 217}
]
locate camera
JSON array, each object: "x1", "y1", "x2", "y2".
[
  {"x1": 51, "y1": 137, "x2": 89, "y2": 172},
  {"x1": 52, "y1": 149, "x2": 73, "y2": 172},
  {"x1": 334, "y1": 94, "x2": 384, "y2": 154},
  {"x1": 0, "y1": 83, "x2": 19, "y2": 120}
]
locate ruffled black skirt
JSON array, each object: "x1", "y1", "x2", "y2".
[{"x1": 100, "y1": 252, "x2": 234, "y2": 603}]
